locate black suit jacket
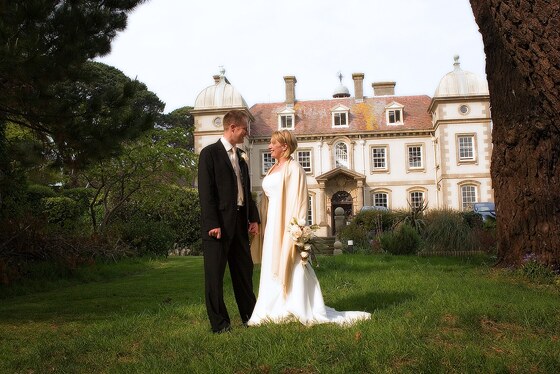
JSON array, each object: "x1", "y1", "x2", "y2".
[{"x1": 198, "y1": 140, "x2": 260, "y2": 241}]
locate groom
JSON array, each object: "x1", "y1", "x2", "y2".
[{"x1": 197, "y1": 110, "x2": 260, "y2": 333}]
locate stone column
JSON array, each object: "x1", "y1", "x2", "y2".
[
  {"x1": 357, "y1": 180, "x2": 364, "y2": 212},
  {"x1": 318, "y1": 181, "x2": 326, "y2": 226}
]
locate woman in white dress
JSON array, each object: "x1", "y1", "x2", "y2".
[{"x1": 248, "y1": 130, "x2": 371, "y2": 326}]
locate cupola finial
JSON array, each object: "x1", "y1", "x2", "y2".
[{"x1": 453, "y1": 55, "x2": 461, "y2": 71}]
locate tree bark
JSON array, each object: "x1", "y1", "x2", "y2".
[{"x1": 469, "y1": 0, "x2": 560, "y2": 267}]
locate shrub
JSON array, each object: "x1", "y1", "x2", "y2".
[
  {"x1": 379, "y1": 223, "x2": 421, "y2": 255},
  {"x1": 27, "y1": 184, "x2": 56, "y2": 211},
  {"x1": 392, "y1": 200, "x2": 427, "y2": 234},
  {"x1": 61, "y1": 188, "x2": 95, "y2": 213},
  {"x1": 461, "y1": 210, "x2": 484, "y2": 229},
  {"x1": 117, "y1": 218, "x2": 175, "y2": 257},
  {"x1": 117, "y1": 186, "x2": 201, "y2": 248},
  {"x1": 42, "y1": 197, "x2": 82, "y2": 226},
  {"x1": 337, "y1": 224, "x2": 370, "y2": 253},
  {"x1": 422, "y1": 208, "x2": 478, "y2": 253},
  {"x1": 0, "y1": 169, "x2": 28, "y2": 220},
  {"x1": 352, "y1": 209, "x2": 395, "y2": 234}
]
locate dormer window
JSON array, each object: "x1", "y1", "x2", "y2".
[
  {"x1": 385, "y1": 102, "x2": 404, "y2": 125},
  {"x1": 277, "y1": 107, "x2": 295, "y2": 130},
  {"x1": 331, "y1": 104, "x2": 350, "y2": 128}
]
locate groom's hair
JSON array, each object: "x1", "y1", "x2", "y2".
[{"x1": 223, "y1": 110, "x2": 249, "y2": 130}]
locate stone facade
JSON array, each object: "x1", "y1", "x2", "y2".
[{"x1": 192, "y1": 57, "x2": 493, "y2": 236}]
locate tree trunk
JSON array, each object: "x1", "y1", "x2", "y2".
[{"x1": 469, "y1": 0, "x2": 560, "y2": 267}]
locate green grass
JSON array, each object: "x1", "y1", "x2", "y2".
[{"x1": 1, "y1": 255, "x2": 559, "y2": 373}]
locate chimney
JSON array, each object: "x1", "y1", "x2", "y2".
[
  {"x1": 284, "y1": 76, "x2": 297, "y2": 107},
  {"x1": 352, "y1": 73, "x2": 364, "y2": 102},
  {"x1": 372, "y1": 81, "x2": 396, "y2": 96}
]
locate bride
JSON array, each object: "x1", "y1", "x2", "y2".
[{"x1": 248, "y1": 130, "x2": 371, "y2": 326}]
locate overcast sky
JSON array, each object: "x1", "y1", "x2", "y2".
[{"x1": 97, "y1": 0, "x2": 487, "y2": 113}]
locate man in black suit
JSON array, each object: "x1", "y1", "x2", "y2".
[{"x1": 198, "y1": 110, "x2": 260, "y2": 333}]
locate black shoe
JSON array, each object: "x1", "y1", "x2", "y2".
[{"x1": 213, "y1": 325, "x2": 232, "y2": 334}]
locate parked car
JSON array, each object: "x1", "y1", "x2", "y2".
[
  {"x1": 473, "y1": 202, "x2": 496, "y2": 222},
  {"x1": 360, "y1": 205, "x2": 389, "y2": 212}
]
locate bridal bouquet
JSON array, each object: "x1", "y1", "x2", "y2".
[{"x1": 288, "y1": 217, "x2": 320, "y2": 266}]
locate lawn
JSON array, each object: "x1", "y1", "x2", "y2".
[{"x1": 1, "y1": 255, "x2": 559, "y2": 373}]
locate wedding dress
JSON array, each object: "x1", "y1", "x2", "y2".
[{"x1": 248, "y1": 172, "x2": 371, "y2": 326}]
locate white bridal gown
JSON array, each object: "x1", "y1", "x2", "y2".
[{"x1": 248, "y1": 172, "x2": 371, "y2": 326}]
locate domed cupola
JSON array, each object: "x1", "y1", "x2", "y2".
[
  {"x1": 434, "y1": 55, "x2": 489, "y2": 97},
  {"x1": 194, "y1": 67, "x2": 248, "y2": 110},
  {"x1": 332, "y1": 72, "x2": 351, "y2": 98}
]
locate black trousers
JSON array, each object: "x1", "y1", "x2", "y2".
[{"x1": 202, "y1": 207, "x2": 256, "y2": 332}]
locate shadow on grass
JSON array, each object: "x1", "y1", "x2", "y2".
[{"x1": 330, "y1": 290, "x2": 416, "y2": 314}]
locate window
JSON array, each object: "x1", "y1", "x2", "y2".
[
  {"x1": 459, "y1": 104, "x2": 470, "y2": 115},
  {"x1": 373, "y1": 192, "x2": 388, "y2": 208},
  {"x1": 297, "y1": 150, "x2": 312, "y2": 173},
  {"x1": 409, "y1": 191, "x2": 424, "y2": 209},
  {"x1": 335, "y1": 142, "x2": 348, "y2": 168},
  {"x1": 277, "y1": 107, "x2": 295, "y2": 130},
  {"x1": 279, "y1": 114, "x2": 294, "y2": 130},
  {"x1": 385, "y1": 102, "x2": 404, "y2": 125},
  {"x1": 371, "y1": 146, "x2": 387, "y2": 171},
  {"x1": 333, "y1": 112, "x2": 347, "y2": 127},
  {"x1": 458, "y1": 135, "x2": 475, "y2": 161},
  {"x1": 307, "y1": 195, "x2": 313, "y2": 225},
  {"x1": 261, "y1": 151, "x2": 274, "y2": 174},
  {"x1": 331, "y1": 104, "x2": 350, "y2": 128},
  {"x1": 461, "y1": 185, "x2": 477, "y2": 211},
  {"x1": 407, "y1": 145, "x2": 423, "y2": 169},
  {"x1": 388, "y1": 110, "x2": 401, "y2": 124}
]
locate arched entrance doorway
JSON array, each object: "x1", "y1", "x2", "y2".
[{"x1": 331, "y1": 190, "x2": 353, "y2": 235}]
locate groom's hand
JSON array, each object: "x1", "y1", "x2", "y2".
[{"x1": 208, "y1": 228, "x2": 221, "y2": 239}]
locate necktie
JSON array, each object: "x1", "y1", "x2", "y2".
[{"x1": 230, "y1": 147, "x2": 244, "y2": 206}]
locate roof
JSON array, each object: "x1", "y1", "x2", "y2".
[
  {"x1": 194, "y1": 75, "x2": 248, "y2": 110},
  {"x1": 434, "y1": 56, "x2": 489, "y2": 97},
  {"x1": 249, "y1": 95, "x2": 433, "y2": 138}
]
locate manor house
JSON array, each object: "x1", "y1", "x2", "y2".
[{"x1": 191, "y1": 56, "x2": 494, "y2": 237}]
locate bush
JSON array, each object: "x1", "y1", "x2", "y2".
[
  {"x1": 0, "y1": 168, "x2": 28, "y2": 220},
  {"x1": 337, "y1": 224, "x2": 370, "y2": 253},
  {"x1": 461, "y1": 210, "x2": 484, "y2": 229},
  {"x1": 27, "y1": 184, "x2": 56, "y2": 211},
  {"x1": 379, "y1": 223, "x2": 421, "y2": 255},
  {"x1": 117, "y1": 186, "x2": 201, "y2": 248},
  {"x1": 117, "y1": 218, "x2": 175, "y2": 257},
  {"x1": 61, "y1": 188, "x2": 95, "y2": 213},
  {"x1": 42, "y1": 197, "x2": 82, "y2": 227},
  {"x1": 422, "y1": 208, "x2": 478, "y2": 253},
  {"x1": 352, "y1": 209, "x2": 395, "y2": 234}
]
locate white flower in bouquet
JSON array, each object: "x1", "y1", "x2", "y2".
[
  {"x1": 289, "y1": 224, "x2": 303, "y2": 242},
  {"x1": 288, "y1": 217, "x2": 320, "y2": 266},
  {"x1": 240, "y1": 151, "x2": 249, "y2": 163}
]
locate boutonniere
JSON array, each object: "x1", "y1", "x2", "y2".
[{"x1": 239, "y1": 150, "x2": 249, "y2": 163}]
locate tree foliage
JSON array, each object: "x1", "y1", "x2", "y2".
[{"x1": 80, "y1": 127, "x2": 197, "y2": 233}]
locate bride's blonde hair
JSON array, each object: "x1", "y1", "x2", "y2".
[{"x1": 271, "y1": 130, "x2": 298, "y2": 159}]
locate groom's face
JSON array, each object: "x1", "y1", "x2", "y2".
[{"x1": 231, "y1": 120, "x2": 248, "y2": 144}]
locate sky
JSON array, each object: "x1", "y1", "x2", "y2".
[{"x1": 97, "y1": 0, "x2": 487, "y2": 113}]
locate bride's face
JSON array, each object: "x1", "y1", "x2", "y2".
[{"x1": 268, "y1": 138, "x2": 286, "y2": 160}]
